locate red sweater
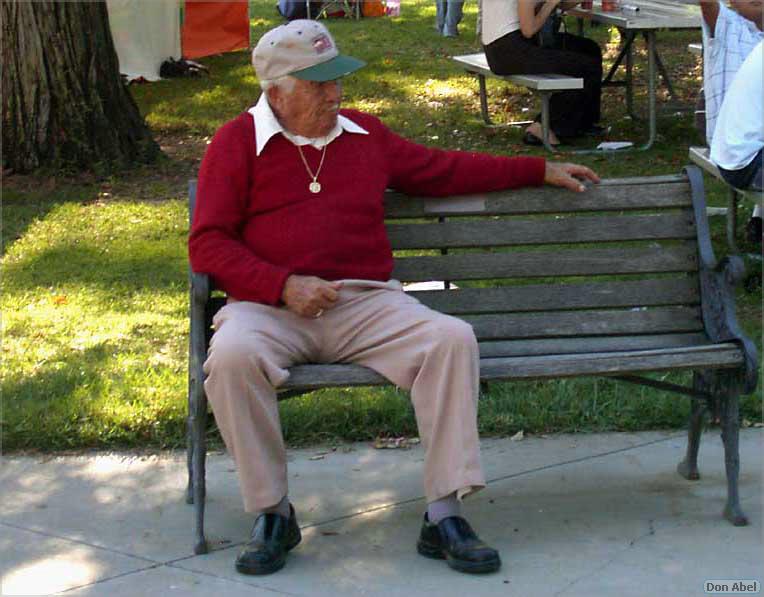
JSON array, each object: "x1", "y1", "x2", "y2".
[{"x1": 189, "y1": 109, "x2": 546, "y2": 304}]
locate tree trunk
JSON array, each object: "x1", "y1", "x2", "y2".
[{"x1": 2, "y1": 1, "x2": 160, "y2": 174}]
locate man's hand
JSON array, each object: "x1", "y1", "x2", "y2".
[
  {"x1": 544, "y1": 161, "x2": 600, "y2": 193},
  {"x1": 281, "y1": 274, "x2": 343, "y2": 318}
]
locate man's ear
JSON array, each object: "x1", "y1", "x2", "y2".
[{"x1": 265, "y1": 85, "x2": 282, "y2": 111}]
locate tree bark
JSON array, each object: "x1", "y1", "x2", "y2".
[{"x1": 2, "y1": 1, "x2": 160, "y2": 174}]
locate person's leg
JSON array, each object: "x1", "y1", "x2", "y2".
[
  {"x1": 435, "y1": 0, "x2": 446, "y2": 33},
  {"x1": 557, "y1": 32, "x2": 603, "y2": 128},
  {"x1": 719, "y1": 149, "x2": 764, "y2": 191},
  {"x1": 326, "y1": 284, "x2": 485, "y2": 505},
  {"x1": 443, "y1": 0, "x2": 464, "y2": 36},
  {"x1": 484, "y1": 31, "x2": 598, "y2": 138},
  {"x1": 204, "y1": 300, "x2": 320, "y2": 514},
  {"x1": 205, "y1": 301, "x2": 323, "y2": 575},
  {"x1": 321, "y1": 282, "x2": 498, "y2": 573}
]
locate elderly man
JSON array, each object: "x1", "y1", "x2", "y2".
[{"x1": 189, "y1": 20, "x2": 599, "y2": 577}]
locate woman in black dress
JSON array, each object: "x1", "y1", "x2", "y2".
[{"x1": 481, "y1": 0, "x2": 604, "y2": 146}]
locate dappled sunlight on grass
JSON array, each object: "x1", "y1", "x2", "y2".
[
  {"x1": 4, "y1": 0, "x2": 761, "y2": 452},
  {"x1": 419, "y1": 78, "x2": 473, "y2": 101},
  {"x1": 352, "y1": 97, "x2": 396, "y2": 113},
  {"x1": 3, "y1": 200, "x2": 188, "y2": 449}
]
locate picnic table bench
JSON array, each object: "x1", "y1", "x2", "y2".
[
  {"x1": 186, "y1": 166, "x2": 757, "y2": 555},
  {"x1": 452, "y1": 53, "x2": 583, "y2": 152}
]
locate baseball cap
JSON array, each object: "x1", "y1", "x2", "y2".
[{"x1": 252, "y1": 20, "x2": 366, "y2": 82}]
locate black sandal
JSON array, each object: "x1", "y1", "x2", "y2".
[{"x1": 523, "y1": 131, "x2": 559, "y2": 147}]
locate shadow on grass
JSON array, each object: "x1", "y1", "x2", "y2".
[
  {"x1": 3, "y1": 337, "x2": 185, "y2": 451},
  {"x1": 3, "y1": 197, "x2": 65, "y2": 258},
  {"x1": 5, "y1": 243, "x2": 186, "y2": 297},
  {"x1": 3, "y1": 343, "x2": 113, "y2": 450}
]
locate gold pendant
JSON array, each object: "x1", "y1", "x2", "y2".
[{"x1": 309, "y1": 181, "x2": 321, "y2": 193}]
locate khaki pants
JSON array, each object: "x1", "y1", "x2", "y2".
[{"x1": 204, "y1": 279, "x2": 485, "y2": 513}]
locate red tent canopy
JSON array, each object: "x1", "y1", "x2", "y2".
[{"x1": 182, "y1": 1, "x2": 249, "y2": 59}]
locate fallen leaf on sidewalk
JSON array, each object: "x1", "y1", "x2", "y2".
[
  {"x1": 321, "y1": 531, "x2": 340, "y2": 536},
  {"x1": 373, "y1": 436, "x2": 419, "y2": 450},
  {"x1": 510, "y1": 430, "x2": 524, "y2": 441}
]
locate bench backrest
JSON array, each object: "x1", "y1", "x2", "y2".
[
  {"x1": 383, "y1": 174, "x2": 706, "y2": 358},
  {"x1": 190, "y1": 174, "x2": 708, "y2": 358}
]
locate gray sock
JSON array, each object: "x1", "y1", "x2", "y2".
[
  {"x1": 427, "y1": 493, "x2": 461, "y2": 524},
  {"x1": 260, "y1": 495, "x2": 290, "y2": 519}
]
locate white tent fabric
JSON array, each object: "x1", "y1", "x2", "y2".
[{"x1": 107, "y1": 0, "x2": 181, "y2": 81}]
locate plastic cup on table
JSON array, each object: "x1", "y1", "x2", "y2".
[{"x1": 601, "y1": 0, "x2": 617, "y2": 11}]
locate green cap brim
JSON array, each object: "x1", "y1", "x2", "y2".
[{"x1": 291, "y1": 54, "x2": 366, "y2": 81}]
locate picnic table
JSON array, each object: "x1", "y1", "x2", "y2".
[{"x1": 568, "y1": 0, "x2": 701, "y2": 150}]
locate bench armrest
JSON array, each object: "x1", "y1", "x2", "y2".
[
  {"x1": 189, "y1": 271, "x2": 211, "y2": 388},
  {"x1": 685, "y1": 166, "x2": 759, "y2": 393},
  {"x1": 190, "y1": 271, "x2": 210, "y2": 307}
]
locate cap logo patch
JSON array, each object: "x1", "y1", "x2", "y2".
[{"x1": 312, "y1": 34, "x2": 333, "y2": 54}]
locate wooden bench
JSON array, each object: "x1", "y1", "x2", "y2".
[
  {"x1": 186, "y1": 167, "x2": 758, "y2": 555},
  {"x1": 689, "y1": 146, "x2": 762, "y2": 253},
  {"x1": 452, "y1": 53, "x2": 583, "y2": 152}
]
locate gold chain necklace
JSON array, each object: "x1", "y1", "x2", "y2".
[{"x1": 296, "y1": 142, "x2": 328, "y2": 194}]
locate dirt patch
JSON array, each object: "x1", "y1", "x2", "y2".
[{"x1": 3, "y1": 131, "x2": 210, "y2": 204}]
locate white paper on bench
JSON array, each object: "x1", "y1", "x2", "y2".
[{"x1": 403, "y1": 281, "x2": 459, "y2": 291}]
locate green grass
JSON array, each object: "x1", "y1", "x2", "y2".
[{"x1": 2, "y1": 0, "x2": 761, "y2": 451}]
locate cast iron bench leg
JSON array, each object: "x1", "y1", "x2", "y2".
[
  {"x1": 720, "y1": 386, "x2": 748, "y2": 526},
  {"x1": 192, "y1": 395, "x2": 209, "y2": 554},
  {"x1": 677, "y1": 372, "x2": 707, "y2": 480}
]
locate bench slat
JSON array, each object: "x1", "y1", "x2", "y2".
[
  {"x1": 387, "y1": 212, "x2": 695, "y2": 250},
  {"x1": 281, "y1": 343, "x2": 743, "y2": 391},
  {"x1": 392, "y1": 243, "x2": 698, "y2": 282},
  {"x1": 409, "y1": 278, "x2": 699, "y2": 315},
  {"x1": 478, "y1": 333, "x2": 711, "y2": 358},
  {"x1": 384, "y1": 180, "x2": 691, "y2": 218},
  {"x1": 478, "y1": 344, "x2": 743, "y2": 381},
  {"x1": 465, "y1": 306, "x2": 703, "y2": 340}
]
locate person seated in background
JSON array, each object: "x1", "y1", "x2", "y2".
[
  {"x1": 481, "y1": 0, "x2": 604, "y2": 146},
  {"x1": 710, "y1": 41, "x2": 763, "y2": 243},
  {"x1": 699, "y1": 0, "x2": 764, "y2": 239},
  {"x1": 435, "y1": 0, "x2": 465, "y2": 37},
  {"x1": 699, "y1": 0, "x2": 764, "y2": 146}
]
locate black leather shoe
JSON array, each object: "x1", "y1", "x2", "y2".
[
  {"x1": 235, "y1": 504, "x2": 301, "y2": 575},
  {"x1": 417, "y1": 514, "x2": 501, "y2": 574}
]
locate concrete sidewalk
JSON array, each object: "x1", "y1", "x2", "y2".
[{"x1": 1, "y1": 430, "x2": 762, "y2": 596}]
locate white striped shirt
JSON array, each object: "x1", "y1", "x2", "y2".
[{"x1": 702, "y1": 3, "x2": 764, "y2": 145}]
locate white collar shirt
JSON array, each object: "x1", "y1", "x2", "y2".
[{"x1": 248, "y1": 93, "x2": 368, "y2": 156}]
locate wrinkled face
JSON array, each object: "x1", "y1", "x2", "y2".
[
  {"x1": 730, "y1": 0, "x2": 763, "y2": 29},
  {"x1": 268, "y1": 78, "x2": 342, "y2": 138}
]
